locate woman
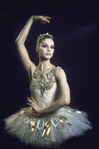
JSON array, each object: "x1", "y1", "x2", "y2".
[{"x1": 4, "y1": 15, "x2": 92, "y2": 148}]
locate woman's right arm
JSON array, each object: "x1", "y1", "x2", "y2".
[
  {"x1": 15, "y1": 16, "x2": 35, "y2": 76},
  {"x1": 15, "y1": 15, "x2": 51, "y2": 76}
]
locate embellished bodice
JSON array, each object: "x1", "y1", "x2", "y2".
[
  {"x1": 30, "y1": 67, "x2": 60, "y2": 108},
  {"x1": 30, "y1": 67, "x2": 56, "y2": 96}
]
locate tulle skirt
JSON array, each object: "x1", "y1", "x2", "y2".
[{"x1": 3, "y1": 105, "x2": 92, "y2": 148}]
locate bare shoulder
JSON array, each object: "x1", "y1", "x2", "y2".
[{"x1": 55, "y1": 66, "x2": 67, "y2": 81}]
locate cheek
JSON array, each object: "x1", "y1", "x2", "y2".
[
  {"x1": 52, "y1": 49, "x2": 54, "y2": 54},
  {"x1": 39, "y1": 49, "x2": 46, "y2": 55}
]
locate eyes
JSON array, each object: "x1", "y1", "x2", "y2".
[{"x1": 42, "y1": 44, "x2": 54, "y2": 49}]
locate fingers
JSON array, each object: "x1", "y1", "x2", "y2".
[
  {"x1": 40, "y1": 15, "x2": 51, "y2": 19},
  {"x1": 27, "y1": 97, "x2": 37, "y2": 109},
  {"x1": 40, "y1": 16, "x2": 51, "y2": 24},
  {"x1": 44, "y1": 18, "x2": 51, "y2": 23},
  {"x1": 28, "y1": 106, "x2": 33, "y2": 111},
  {"x1": 28, "y1": 107, "x2": 39, "y2": 117},
  {"x1": 40, "y1": 20, "x2": 49, "y2": 24},
  {"x1": 27, "y1": 97, "x2": 31, "y2": 101},
  {"x1": 44, "y1": 16, "x2": 51, "y2": 23},
  {"x1": 27, "y1": 98, "x2": 34, "y2": 106},
  {"x1": 27, "y1": 97, "x2": 34, "y2": 104},
  {"x1": 27, "y1": 102, "x2": 31, "y2": 106},
  {"x1": 31, "y1": 97, "x2": 36, "y2": 103},
  {"x1": 45, "y1": 16, "x2": 51, "y2": 19},
  {"x1": 27, "y1": 103, "x2": 33, "y2": 108},
  {"x1": 27, "y1": 97, "x2": 36, "y2": 103},
  {"x1": 33, "y1": 15, "x2": 51, "y2": 24}
]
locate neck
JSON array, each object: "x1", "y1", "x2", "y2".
[{"x1": 38, "y1": 59, "x2": 52, "y2": 72}]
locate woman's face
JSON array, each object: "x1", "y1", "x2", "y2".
[{"x1": 37, "y1": 38, "x2": 54, "y2": 60}]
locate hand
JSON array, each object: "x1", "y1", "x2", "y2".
[
  {"x1": 27, "y1": 97, "x2": 42, "y2": 115},
  {"x1": 32, "y1": 15, "x2": 51, "y2": 24}
]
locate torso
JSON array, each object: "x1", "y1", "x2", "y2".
[{"x1": 29, "y1": 65, "x2": 60, "y2": 108}]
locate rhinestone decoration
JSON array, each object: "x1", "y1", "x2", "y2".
[{"x1": 31, "y1": 67, "x2": 56, "y2": 96}]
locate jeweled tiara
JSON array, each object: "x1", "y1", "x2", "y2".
[{"x1": 37, "y1": 33, "x2": 53, "y2": 45}]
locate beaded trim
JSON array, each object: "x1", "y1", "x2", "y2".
[{"x1": 31, "y1": 67, "x2": 56, "y2": 96}]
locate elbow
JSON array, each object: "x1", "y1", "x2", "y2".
[
  {"x1": 15, "y1": 38, "x2": 18, "y2": 44},
  {"x1": 64, "y1": 97, "x2": 70, "y2": 106},
  {"x1": 66, "y1": 101, "x2": 70, "y2": 106},
  {"x1": 15, "y1": 40, "x2": 21, "y2": 46},
  {"x1": 15, "y1": 39, "x2": 24, "y2": 46},
  {"x1": 65, "y1": 101, "x2": 70, "y2": 106},
  {"x1": 15, "y1": 39, "x2": 19, "y2": 46}
]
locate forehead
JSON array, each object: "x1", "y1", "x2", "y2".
[{"x1": 41, "y1": 38, "x2": 54, "y2": 45}]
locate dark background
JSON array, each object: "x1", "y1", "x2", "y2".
[{"x1": 0, "y1": 0, "x2": 97, "y2": 149}]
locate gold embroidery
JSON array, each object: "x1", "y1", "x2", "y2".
[
  {"x1": 28, "y1": 116, "x2": 73, "y2": 136},
  {"x1": 42, "y1": 129, "x2": 46, "y2": 137},
  {"x1": 41, "y1": 121, "x2": 51, "y2": 137},
  {"x1": 31, "y1": 67, "x2": 56, "y2": 96},
  {"x1": 60, "y1": 116, "x2": 68, "y2": 120},
  {"x1": 60, "y1": 117, "x2": 64, "y2": 128},
  {"x1": 30, "y1": 119, "x2": 36, "y2": 133},
  {"x1": 66, "y1": 120, "x2": 72, "y2": 126},
  {"x1": 46, "y1": 126, "x2": 51, "y2": 136},
  {"x1": 60, "y1": 116, "x2": 72, "y2": 127},
  {"x1": 68, "y1": 109, "x2": 82, "y2": 114},
  {"x1": 76, "y1": 111, "x2": 82, "y2": 114}
]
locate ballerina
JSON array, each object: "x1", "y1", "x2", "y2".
[{"x1": 4, "y1": 15, "x2": 92, "y2": 148}]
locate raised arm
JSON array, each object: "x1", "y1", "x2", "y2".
[
  {"x1": 15, "y1": 16, "x2": 35, "y2": 76},
  {"x1": 15, "y1": 15, "x2": 51, "y2": 76}
]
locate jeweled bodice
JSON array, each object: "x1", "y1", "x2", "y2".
[
  {"x1": 30, "y1": 67, "x2": 56, "y2": 96},
  {"x1": 30, "y1": 67, "x2": 60, "y2": 108}
]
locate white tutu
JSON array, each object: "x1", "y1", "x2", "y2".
[
  {"x1": 4, "y1": 67, "x2": 92, "y2": 148},
  {"x1": 4, "y1": 105, "x2": 92, "y2": 148}
]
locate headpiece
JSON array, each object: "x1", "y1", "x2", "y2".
[{"x1": 37, "y1": 33, "x2": 53, "y2": 45}]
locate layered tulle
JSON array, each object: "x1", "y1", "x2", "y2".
[{"x1": 4, "y1": 105, "x2": 92, "y2": 148}]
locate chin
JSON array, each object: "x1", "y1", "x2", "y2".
[
  {"x1": 41, "y1": 55, "x2": 53, "y2": 60},
  {"x1": 40, "y1": 57, "x2": 50, "y2": 60}
]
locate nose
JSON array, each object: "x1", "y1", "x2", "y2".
[{"x1": 47, "y1": 47, "x2": 51, "y2": 52}]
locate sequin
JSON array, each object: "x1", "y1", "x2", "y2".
[
  {"x1": 76, "y1": 111, "x2": 82, "y2": 114},
  {"x1": 30, "y1": 119, "x2": 36, "y2": 132},
  {"x1": 31, "y1": 67, "x2": 56, "y2": 96},
  {"x1": 68, "y1": 109, "x2": 82, "y2": 114},
  {"x1": 60, "y1": 118, "x2": 64, "y2": 128},
  {"x1": 19, "y1": 111, "x2": 24, "y2": 115},
  {"x1": 66, "y1": 120, "x2": 72, "y2": 126},
  {"x1": 41, "y1": 121, "x2": 51, "y2": 137},
  {"x1": 46, "y1": 126, "x2": 51, "y2": 136},
  {"x1": 42, "y1": 129, "x2": 46, "y2": 137}
]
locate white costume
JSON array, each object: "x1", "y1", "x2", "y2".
[{"x1": 4, "y1": 66, "x2": 92, "y2": 148}]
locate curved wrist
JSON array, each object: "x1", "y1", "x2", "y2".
[
  {"x1": 32, "y1": 15, "x2": 40, "y2": 22},
  {"x1": 29, "y1": 16, "x2": 34, "y2": 22}
]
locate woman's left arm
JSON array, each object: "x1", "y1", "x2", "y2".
[
  {"x1": 39, "y1": 67, "x2": 70, "y2": 115},
  {"x1": 27, "y1": 67, "x2": 70, "y2": 116}
]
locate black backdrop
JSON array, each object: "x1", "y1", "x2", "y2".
[{"x1": 0, "y1": 1, "x2": 97, "y2": 149}]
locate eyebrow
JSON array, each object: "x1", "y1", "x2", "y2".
[{"x1": 42, "y1": 43, "x2": 54, "y2": 46}]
